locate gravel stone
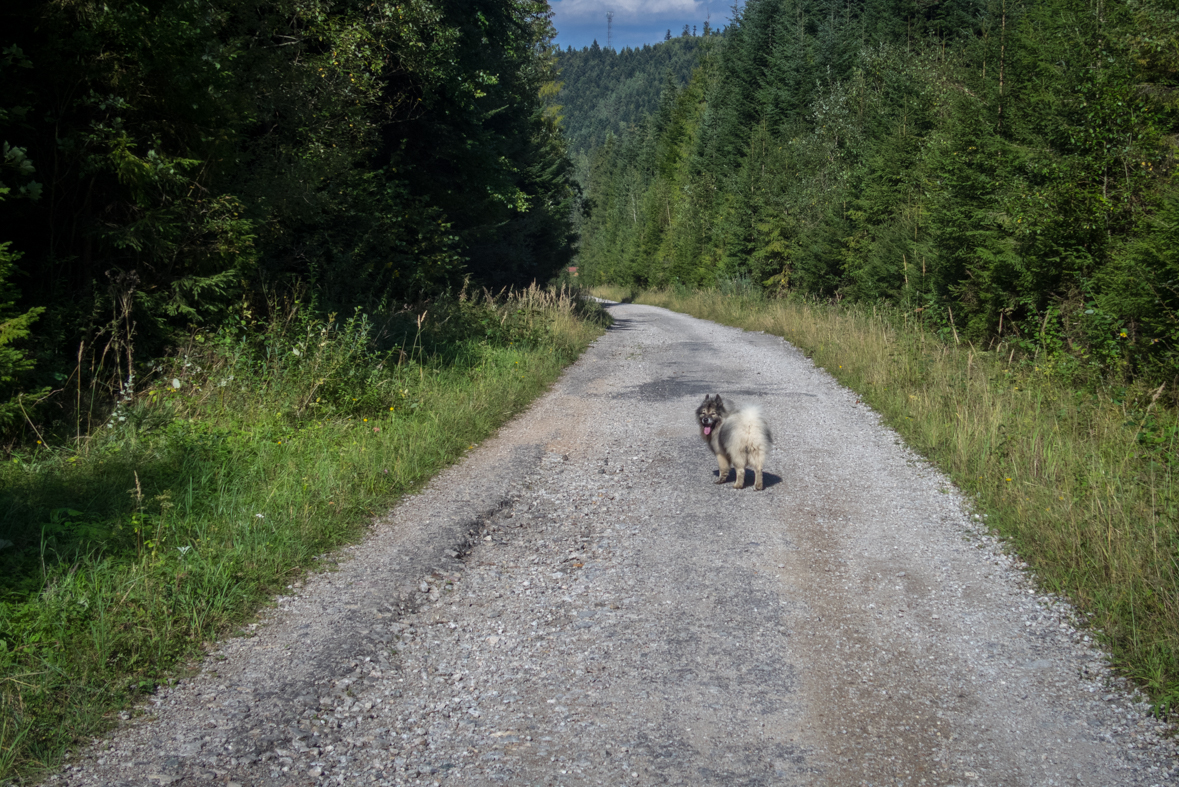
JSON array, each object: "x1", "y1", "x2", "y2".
[{"x1": 46, "y1": 302, "x2": 1178, "y2": 786}]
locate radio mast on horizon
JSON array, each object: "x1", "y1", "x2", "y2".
[{"x1": 606, "y1": 10, "x2": 613, "y2": 50}]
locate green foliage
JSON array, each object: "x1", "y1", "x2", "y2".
[
  {"x1": 555, "y1": 35, "x2": 704, "y2": 159},
  {"x1": 0, "y1": 46, "x2": 46, "y2": 430},
  {"x1": 1095, "y1": 192, "x2": 1179, "y2": 380},
  {"x1": 0, "y1": 0, "x2": 578, "y2": 443},
  {"x1": 0, "y1": 242, "x2": 45, "y2": 429},
  {"x1": 572, "y1": 0, "x2": 1179, "y2": 386}
]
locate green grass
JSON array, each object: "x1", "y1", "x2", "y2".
[
  {"x1": 614, "y1": 285, "x2": 1179, "y2": 713},
  {"x1": 587, "y1": 284, "x2": 638, "y2": 304},
  {"x1": 0, "y1": 285, "x2": 607, "y2": 784}
]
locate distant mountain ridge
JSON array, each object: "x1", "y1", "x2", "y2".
[{"x1": 555, "y1": 36, "x2": 705, "y2": 158}]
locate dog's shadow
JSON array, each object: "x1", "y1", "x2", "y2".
[{"x1": 713, "y1": 470, "x2": 783, "y2": 489}]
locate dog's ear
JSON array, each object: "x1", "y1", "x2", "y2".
[{"x1": 714, "y1": 394, "x2": 723, "y2": 406}]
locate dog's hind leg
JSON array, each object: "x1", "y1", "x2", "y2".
[
  {"x1": 750, "y1": 446, "x2": 765, "y2": 491},
  {"x1": 732, "y1": 455, "x2": 747, "y2": 489},
  {"x1": 715, "y1": 454, "x2": 731, "y2": 484}
]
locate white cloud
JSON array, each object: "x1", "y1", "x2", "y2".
[{"x1": 553, "y1": 0, "x2": 706, "y2": 22}]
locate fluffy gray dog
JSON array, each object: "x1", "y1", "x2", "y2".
[{"x1": 695, "y1": 394, "x2": 772, "y2": 490}]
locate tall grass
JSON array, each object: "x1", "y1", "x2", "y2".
[
  {"x1": 0, "y1": 285, "x2": 607, "y2": 784},
  {"x1": 622, "y1": 286, "x2": 1179, "y2": 711}
]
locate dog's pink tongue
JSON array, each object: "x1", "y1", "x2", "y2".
[{"x1": 703, "y1": 426, "x2": 712, "y2": 435}]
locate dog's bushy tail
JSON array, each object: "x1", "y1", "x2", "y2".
[{"x1": 723, "y1": 405, "x2": 772, "y2": 461}]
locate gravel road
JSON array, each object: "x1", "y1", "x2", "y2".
[{"x1": 50, "y1": 303, "x2": 1178, "y2": 787}]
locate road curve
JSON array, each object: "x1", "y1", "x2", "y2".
[{"x1": 53, "y1": 303, "x2": 1177, "y2": 787}]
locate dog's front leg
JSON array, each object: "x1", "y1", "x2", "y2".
[{"x1": 715, "y1": 454, "x2": 731, "y2": 484}]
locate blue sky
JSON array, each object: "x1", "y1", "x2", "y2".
[{"x1": 550, "y1": 0, "x2": 731, "y2": 51}]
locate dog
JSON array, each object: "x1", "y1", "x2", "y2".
[{"x1": 695, "y1": 394, "x2": 772, "y2": 490}]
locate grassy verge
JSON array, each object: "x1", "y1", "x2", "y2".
[
  {"x1": 587, "y1": 284, "x2": 637, "y2": 304},
  {"x1": 0, "y1": 285, "x2": 607, "y2": 784},
  {"x1": 612, "y1": 285, "x2": 1179, "y2": 711}
]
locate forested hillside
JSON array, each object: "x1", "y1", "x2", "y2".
[
  {"x1": 556, "y1": 34, "x2": 704, "y2": 158},
  {"x1": 575, "y1": 0, "x2": 1179, "y2": 385},
  {"x1": 0, "y1": 0, "x2": 576, "y2": 432}
]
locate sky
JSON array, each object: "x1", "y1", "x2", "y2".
[{"x1": 550, "y1": 0, "x2": 732, "y2": 51}]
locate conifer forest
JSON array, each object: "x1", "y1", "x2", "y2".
[
  {"x1": 573, "y1": 0, "x2": 1179, "y2": 387},
  {"x1": 5, "y1": 0, "x2": 1178, "y2": 435},
  {"x1": 0, "y1": 0, "x2": 577, "y2": 433},
  {"x1": 556, "y1": 34, "x2": 703, "y2": 158}
]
